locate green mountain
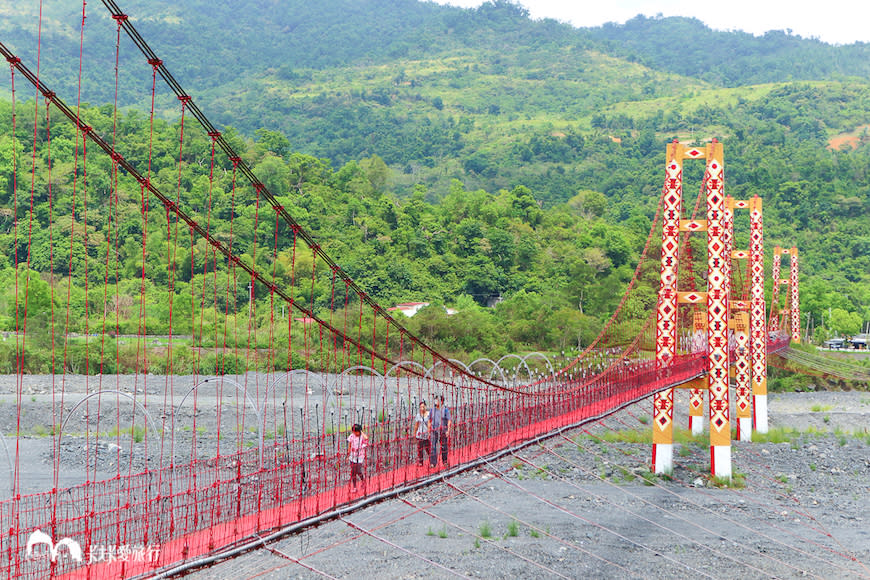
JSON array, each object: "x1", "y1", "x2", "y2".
[
  {"x1": 585, "y1": 14, "x2": 870, "y2": 86},
  {"x1": 1, "y1": 0, "x2": 868, "y2": 367}
]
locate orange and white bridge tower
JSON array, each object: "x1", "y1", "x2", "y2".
[
  {"x1": 749, "y1": 198, "x2": 769, "y2": 433},
  {"x1": 770, "y1": 246, "x2": 800, "y2": 344},
  {"x1": 653, "y1": 139, "x2": 732, "y2": 478},
  {"x1": 727, "y1": 196, "x2": 767, "y2": 439}
]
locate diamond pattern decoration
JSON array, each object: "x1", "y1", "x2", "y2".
[
  {"x1": 770, "y1": 249, "x2": 782, "y2": 333},
  {"x1": 748, "y1": 197, "x2": 768, "y2": 400},
  {"x1": 653, "y1": 389, "x2": 674, "y2": 439},
  {"x1": 679, "y1": 292, "x2": 703, "y2": 303},
  {"x1": 749, "y1": 195, "x2": 775, "y2": 395},
  {"x1": 706, "y1": 144, "x2": 730, "y2": 447},
  {"x1": 790, "y1": 250, "x2": 800, "y2": 342},
  {"x1": 654, "y1": 142, "x2": 683, "y2": 447},
  {"x1": 733, "y1": 312, "x2": 751, "y2": 420},
  {"x1": 689, "y1": 389, "x2": 704, "y2": 411},
  {"x1": 680, "y1": 219, "x2": 707, "y2": 232}
]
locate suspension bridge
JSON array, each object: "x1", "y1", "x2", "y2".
[{"x1": 0, "y1": 2, "x2": 861, "y2": 578}]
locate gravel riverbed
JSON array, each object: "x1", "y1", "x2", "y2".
[
  {"x1": 1, "y1": 376, "x2": 868, "y2": 578},
  {"x1": 183, "y1": 389, "x2": 870, "y2": 580}
]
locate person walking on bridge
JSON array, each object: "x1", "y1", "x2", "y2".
[
  {"x1": 428, "y1": 395, "x2": 451, "y2": 469},
  {"x1": 413, "y1": 400, "x2": 430, "y2": 466},
  {"x1": 347, "y1": 423, "x2": 368, "y2": 493}
]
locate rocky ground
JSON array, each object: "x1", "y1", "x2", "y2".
[
  {"x1": 1, "y1": 376, "x2": 869, "y2": 578},
  {"x1": 179, "y1": 389, "x2": 870, "y2": 580}
]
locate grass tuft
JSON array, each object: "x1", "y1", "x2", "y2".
[{"x1": 479, "y1": 521, "x2": 492, "y2": 539}]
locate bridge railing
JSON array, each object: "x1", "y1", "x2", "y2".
[{"x1": 2, "y1": 349, "x2": 714, "y2": 579}]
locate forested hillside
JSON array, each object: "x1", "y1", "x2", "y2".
[
  {"x1": 586, "y1": 15, "x2": 870, "y2": 86},
  {"x1": 0, "y1": 0, "x2": 868, "y2": 371}
]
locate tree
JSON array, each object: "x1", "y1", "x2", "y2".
[
  {"x1": 567, "y1": 190, "x2": 607, "y2": 219},
  {"x1": 829, "y1": 308, "x2": 861, "y2": 337},
  {"x1": 603, "y1": 229, "x2": 632, "y2": 268},
  {"x1": 462, "y1": 255, "x2": 505, "y2": 305},
  {"x1": 359, "y1": 155, "x2": 391, "y2": 192},
  {"x1": 506, "y1": 185, "x2": 542, "y2": 226},
  {"x1": 254, "y1": 128, "x2": 291, "y2": 158},
  {"x1": 253, "y1": 154, "x2": 291, "y2": 196}
]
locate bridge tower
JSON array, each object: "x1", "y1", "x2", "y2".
[
  {"x1": 727, "y1": 196, "x2": 766, "y2": 439},
  {"x1": 748, "y1": 197, "x2": 769, "y2": 433},
  {"x1": 727, "y1": 198, "x2": 750, "y2": 442},
  {"x1": 789, "y1": 248, "x2": 801, "y2": 343},
  {"x1": 653, "y1": 139, "x2": 732, "y2": 479},
  {"x1": 770, "y1": 246, "x2": 787, "y2": 335},
  {"x1": 770, "y1": 246, "x2": 800, "y2": 343},
  {"x1": 688, "y1": 312, "x2": 707, "y2": 435}
]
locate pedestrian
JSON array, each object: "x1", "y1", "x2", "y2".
[
  {"x1": 412, "y1": 400, "x2": 430, "y2": 466},
  {"x1": 347, "y1": 423, "x2": 368, "y2": 493},
  {"x1": 428, "y1": 394, "x2": 451, "y2": 468}
]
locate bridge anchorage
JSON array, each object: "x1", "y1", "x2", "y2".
[{"x1": 651, "y1": 140, "x2": 789, "y2": 480}]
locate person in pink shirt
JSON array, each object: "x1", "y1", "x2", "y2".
[
  {"x1": 412, "y1": 400, "x2": 430, "y2": 466},
  {"x1": 347, "y1": 423, "x2": 368, "y2": 493}
]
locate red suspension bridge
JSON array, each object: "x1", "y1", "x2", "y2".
[{"x1": 0, "y1": 2, "x2": 802, "y2": 578}]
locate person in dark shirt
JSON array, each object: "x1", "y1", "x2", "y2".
[{"x1": 428, "y1": 395, "x2": 451, "y2": 468}]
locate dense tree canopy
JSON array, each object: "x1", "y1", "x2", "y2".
[{"x1": 0, "y1": 0, "x2": 869, "y2": 374}]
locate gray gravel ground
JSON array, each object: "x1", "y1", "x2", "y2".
[
  {"x1": 177, "y1": 389, "x2": 870, "y2": 580},
  {"x1": 1, "y1": 376, "x2": 869, "y2": 578}
]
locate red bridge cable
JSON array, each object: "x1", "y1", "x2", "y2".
[
  {"x1": 251, "y1": 536, "x2": 339, "y2": 579},
  {"x1": 7, "y1": 37, "x2": 24, "y2": 580},
  {"x1": 100, "y1": 13, "x2": 124, "y2": 554},
  {"x1": 0, "y1": 42, "x2": 419, "y2": 388},
  {"x1": 45, "y1": 99, "x2": 62, "y2": 526},
  {"x1": 93, "y1": 0, "x2": 578, "y2": 384},
  {"x1": 557, "y1": 182, "x2": 665, "y2": 379},
  {"x1": 110, "y1": 11, "x2": 124, "y2": 479}
]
